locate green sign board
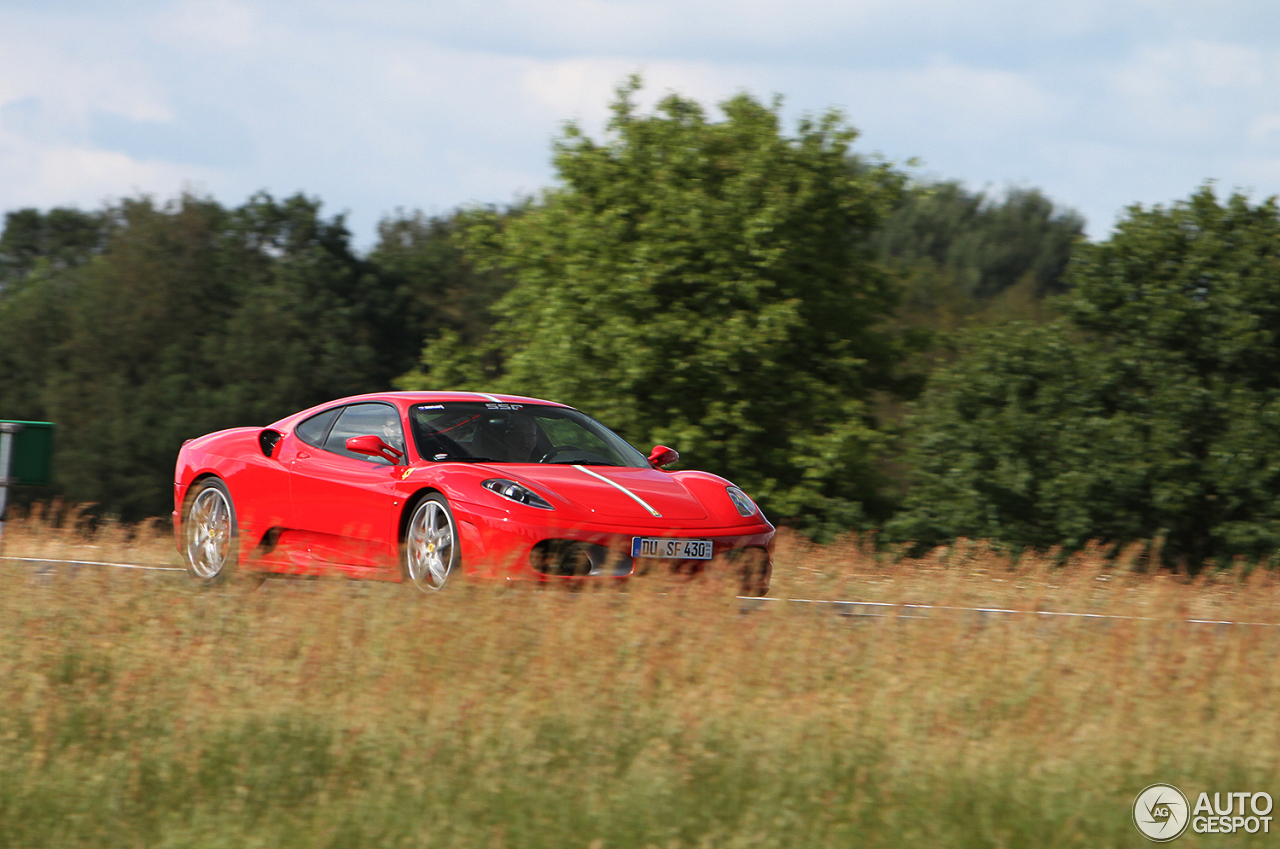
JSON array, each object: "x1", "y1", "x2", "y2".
[{"x1": 1, "y1": 421, "x2": 55, "y2": 486}]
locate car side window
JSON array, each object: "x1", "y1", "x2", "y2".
[
  {"x1": 296, "y1": 408, "x2": 341, "y2": 449},
  {"x1": 323, "y1": 403, "x2": 406, "y2": 464}
]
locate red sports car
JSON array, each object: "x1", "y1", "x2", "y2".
[{"x1": 173, "y1": 392, "x2": 774, "y2": 594}]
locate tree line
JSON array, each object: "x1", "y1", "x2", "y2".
[{"x1": 4, "y1": 79, "x2": 1271, "y2": 569}]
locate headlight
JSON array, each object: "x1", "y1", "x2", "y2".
[
  {"x1": 482, "y1": 479, "x2": 554, "y2": 510},
  {"x1": 726, "y1": 486, "x2": 757, "y2": 517}
]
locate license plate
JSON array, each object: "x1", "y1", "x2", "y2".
[{"x1": 631, "y1": 537, "x2": 714, "y2": 560}]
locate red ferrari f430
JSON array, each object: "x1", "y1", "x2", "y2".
[{"x1": 174, "y1": 392, "x2": 774, "y2": 594}]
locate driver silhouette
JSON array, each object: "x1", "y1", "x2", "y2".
[{"x1": 478, "y1": 413, "x2": 541, "y2": 462}]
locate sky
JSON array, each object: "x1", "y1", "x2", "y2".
[{"x1": 1, "y1": 0, "x2": 1278, "y2": 247}]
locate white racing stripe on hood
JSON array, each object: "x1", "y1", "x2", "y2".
[{"x1": 573, "y1": 465, "x2": 662, "y2": 517}]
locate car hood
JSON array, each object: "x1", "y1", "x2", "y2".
[{"x1": 503, "y1": 464, "x2": 709, "y2": 520}]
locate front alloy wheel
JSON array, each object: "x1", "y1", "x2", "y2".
[
  {"x1": 184, "y1": 478, "x2": 238, "y2": 584},
  {"x1": 404, "y1": 494, "x2": 458, "y2": 591}
]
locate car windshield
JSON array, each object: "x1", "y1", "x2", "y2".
[{"x1": 408, "y1": 402, "x2": 649, "y2": 467}]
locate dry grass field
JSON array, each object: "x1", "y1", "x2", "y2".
[{"x1": 1, "y1": 509, "x2": 1279, "y2": 847}]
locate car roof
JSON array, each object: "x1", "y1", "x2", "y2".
[
  {"x1": 361, "y1": 391, "x2": 570, "y2": 408},
  {"x1": 269, "y1": 391, "x2": 574, "y2": 429}
]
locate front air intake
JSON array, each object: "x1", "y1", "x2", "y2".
[{"x1": 529, "y1": 540, "x2": 632, "y2": 577}]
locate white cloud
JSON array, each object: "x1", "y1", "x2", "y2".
[
  {"x1": 1095, "y1": 39, "x2": 1280, "y2": 155},
  {"x1": 1249, "y1": 114, "x2": 1280, "y2": 144},
  {"x1": 0, "y1": 129, "x2": 212, "y2": 211},
  {"x1": 842, "y1": 59, "x2": 1058, "y2": 142},
  {"x1": 2, "y1": 0, "x2": 1280, "y2": 244},
  {"x1": 154, "y1": 0, "x2": 261, "y2": 52},
  {"x1": 519, "y1": 58, "x2": 751, "y2": 132},
  {"x1": 0, "y1": 20, "x2": 169, "y2": 128}
]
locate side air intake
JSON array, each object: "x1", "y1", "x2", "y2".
[{"x1": 259, "y1": 429, "x2": 284, "y2": 458}]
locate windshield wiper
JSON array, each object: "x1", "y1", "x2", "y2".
[{"x1": 434, "y1": 456, "x2": 496, "y2": 463}]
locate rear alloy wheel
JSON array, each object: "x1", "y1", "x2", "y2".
[
  {"x1": 403, "y1": 494, "x2": 458, "y2": 592},
  {"x1": 183, "y1": 478, "x2": 239, "y2": 584}
]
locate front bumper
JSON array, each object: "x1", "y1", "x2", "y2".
[{"x1": 452, "y1": 499, "x2": 775, "y2": 592}]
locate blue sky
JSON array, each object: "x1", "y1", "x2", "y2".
[{"x1": 2, "y1": 0, "x2": 1278, "y2": 247}]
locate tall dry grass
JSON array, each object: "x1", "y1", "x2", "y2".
[{"x1": 1, "y1": 512, "x2": 1279, "y2": 847}]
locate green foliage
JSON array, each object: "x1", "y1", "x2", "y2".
[
  {"x1": 877, "y1": 181, "x2": 1083, "y2": 349},
  {"x1": 879, "y1": 181, "x2": 1085, "y2": 301},
  {"x1": 892, "y1": 187, "x2": 1280, "y2": 567},
  {"x1": 370, "y1": 209, "x2": 514, "y2": 351},
  {"x1": 0, "y1": 206, "x2": 105, "y2": 292},
  {"x1": 886, "y1": 322, "x2": 1152, "y2": 552},
  {"x1": 0, "y1": 193, "x2": 421, "y2": 520},
  {"x1": 401, "y1": 78, "x2": 910, "y2": 531}
]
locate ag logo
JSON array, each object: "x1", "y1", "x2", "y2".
[{"x1": 1134, "y1": 784, "x2": 1191, "y2": 842}]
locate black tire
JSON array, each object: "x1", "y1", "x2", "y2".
[
  {"x1": 402, "y1": 494, "x2": 459, "y2": 592},
  {"x1": 182, "y1": 478, "x2": 239, "y2": 585}
]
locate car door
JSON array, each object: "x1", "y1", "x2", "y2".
[
  {"x1": 289, "y1": 402, "x2": 407, "y2": 571},
  {"x1": 227, "y1": 428, "x2": 299, "y2": 535}
]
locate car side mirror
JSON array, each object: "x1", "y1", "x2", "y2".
[
  {"x1": 648, "y1": 445, "x2": 679, "y2": 469},
  {"x1": 346, "y1": 435, "x2": 405, "y2": 464}
]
